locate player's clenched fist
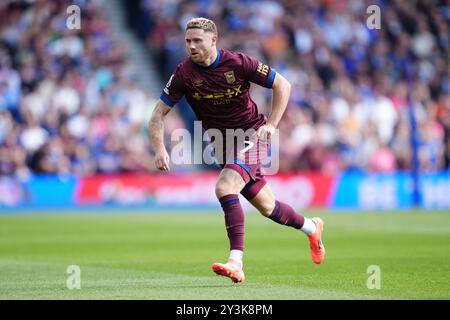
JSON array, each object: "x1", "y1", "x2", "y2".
[
  {"x1": 256, "y1": 124, "x2": 276, "y2": 141},
  {"x1": 155, "y1": 149, "x2": 170, "y2": 171}
]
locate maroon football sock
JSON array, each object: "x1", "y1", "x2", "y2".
[
  {"x1": 219, "y1": 194, "x2": 245, "y2": 251},
  {"x1": 268, "y1": 200, "x2": 305, "y2": 229}
]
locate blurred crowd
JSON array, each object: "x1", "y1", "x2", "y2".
[
  {"x1": 1, "y1": 0, "x2": 449, "y2": 179},
  {"x1": 132, "y1": 0, "x2": 450, "y2": 174},
  {"x1": 0, "y1": 0, "x2": 186, "y2": 179}
]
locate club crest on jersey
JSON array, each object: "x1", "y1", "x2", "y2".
[{"x1": 224, "y1": 71, "x2": 236, "y2": 84}]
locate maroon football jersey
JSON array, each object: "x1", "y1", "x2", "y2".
[{"x1": 160, "y1": 49, "x2": 276, "y2": 133}]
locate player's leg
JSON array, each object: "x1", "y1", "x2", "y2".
[
  {"x1": 242, "y1": 180, "x2": 326, "y2": 264},
  {"x1": 212, "y1": 166, "x2": 247, "y2": 283},
  {"x1": 215, "y1": 167, "x2": 247, "y2": 199}
]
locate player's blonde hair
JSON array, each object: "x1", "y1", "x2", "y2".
[{"x1": 186, "y1": 17, "x2": 218, "y2": 35}]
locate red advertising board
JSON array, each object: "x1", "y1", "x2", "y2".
[{"x1": 75, "y1": 172, "x2": 335, "y2": 209}]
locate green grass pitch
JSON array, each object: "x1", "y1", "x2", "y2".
[{"x1": 0, "y1": 210, "x2": 449, "y2": 299}]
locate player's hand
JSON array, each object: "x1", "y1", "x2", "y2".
[
  {"x1": 256, "y1": 124, "x2": 276, "y2": 141},
  {"x1": 155, "y1": 149, "x2": 170, "y2": 172}
]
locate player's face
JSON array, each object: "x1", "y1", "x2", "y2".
[{"x1": 185, "y1": 28, "x2": 217, "y2": 65}]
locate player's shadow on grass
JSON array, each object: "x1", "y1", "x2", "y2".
[{"x1": 164, "y1": 284, "x2": 240, "y2": 288}]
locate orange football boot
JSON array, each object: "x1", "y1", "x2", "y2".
[
  {"x1": 307, "y1": 217, "x2": 325, "y2": 264},
  {"x1": 211, "y1": 259, "x2": 245, "y2": 283}
]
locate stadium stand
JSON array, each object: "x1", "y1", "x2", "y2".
[
  {"x1": 0, "y1": 0, "x2": 449, "y2": 179},
  {"x1": 0, "y1": 0, "x2": 185, "y2": 178},
  {"x1": 124, "y1": 0, "x2": 450, "y2": 174}
]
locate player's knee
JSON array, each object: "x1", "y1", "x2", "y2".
[
  {"x1": 215, "y1": 169, "x2": 244, "y2": 199},
  {"x1": 215, "y1": 174, "x2": 241, "y2": 198},
  {"x1": 215, "y1": 179, "x2": 235, "y2": 199}
]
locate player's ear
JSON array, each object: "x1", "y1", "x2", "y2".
[{"x1": 211, "y1": 34, "x2": 217, "y2": 46}]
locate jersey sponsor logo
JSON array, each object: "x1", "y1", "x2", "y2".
[
  {"x1": 192, "y1": 85, "x2": 243, "y2": 101},
  {"x1": 163, "y1": 74, "x2": 174, "y2": 95},
  {"x1": 224, "y1": 70, "x2": 236, "y2": 84},
  {"x1": 257, "y1": 63, "x2": 269, "y2": 76}
]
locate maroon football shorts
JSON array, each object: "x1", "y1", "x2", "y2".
[{"x1": 218, "y1": 132, "x2": 269, "y2": 200}]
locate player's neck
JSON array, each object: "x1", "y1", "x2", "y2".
[{"x1": 198, "y1": 49, "x2": 218, "y2": 67}]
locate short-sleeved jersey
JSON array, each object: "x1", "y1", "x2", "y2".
[{"x1": 160, "y1": 49, "x2": 276, "y2": 133}]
